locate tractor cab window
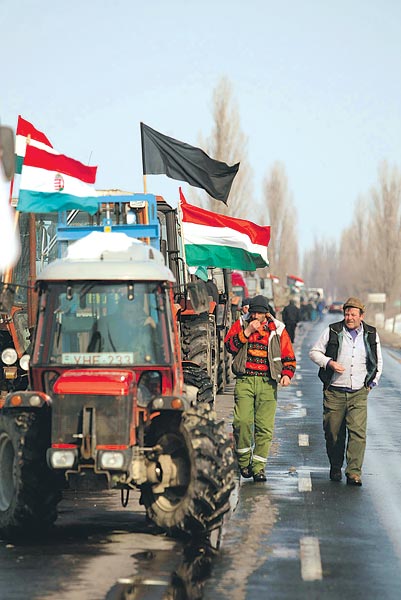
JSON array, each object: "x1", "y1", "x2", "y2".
[{"x1": 33, "y1": 282, "x2": 172, "y2": 367}]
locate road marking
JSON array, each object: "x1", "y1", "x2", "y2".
[
  {"x1": 298, "y1": 470, "x2": 312, "y2": 492},
  {"x1": 296, "y1": 390, "x2": 303, "y2": 397},
  {"x1": 296, "y1": 373, "x2": 303, "y2": 380},
  {"x1": 300, "y1": 536, "x2": 323, "y2": 581},
  {"x1": 298, "y1": 434, "x2": 309, "y2": 446},
  {"x1": 387, "y1": 351, "x2": 401, "y2": 364},
  {"x1": 298, "y1": 407, "x2": 307, "y2": 417}
]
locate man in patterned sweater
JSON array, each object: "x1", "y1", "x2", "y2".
[{"x1": 225, "y1": 295, "x2": 296, "y2": 482}]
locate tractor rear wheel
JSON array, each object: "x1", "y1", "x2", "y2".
[
  {"x1": 183, "y1": 363, "x2": 214, "y2": 405},
  {"x1": 0, "y1": 410, "x2": 62, "y2": 537},
  {"x1": 140, "y1": 403, "x2": 235, "y2": 544},
  {"x1": 180, "y1": 314, "x2": 210, "y2": 371}
]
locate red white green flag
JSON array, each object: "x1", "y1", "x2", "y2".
[
  {"x1": 18, "y1": 145, "x2": 99, "y2": 214},
  {"x1": 179, "y1": 188, "x2": 270, "y2": 270},
  {"x1": 15, "y1": 115, "x2": 57, "y2": 174}
]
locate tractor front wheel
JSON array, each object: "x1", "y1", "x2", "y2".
[
  {"x1": 140, "y1": 403, "x2": 235, "y2": 543},
  {"x1": 0, "y1": 410, "x2": 62, "y2": 537}
]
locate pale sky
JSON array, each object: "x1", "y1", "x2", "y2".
[{"x1": 1, "y1": 0, "x2": 400, "y2": 256}]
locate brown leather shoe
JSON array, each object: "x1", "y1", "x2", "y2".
[
  {"x1": 330, "y1": 467, "x2": 342, "y2": 482},
  {"x1": 346, "y1": 474, "x2": 362, "y2": 486}
]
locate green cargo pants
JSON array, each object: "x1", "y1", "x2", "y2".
[
  {"x1": 323, "y1": 386, "x2": 369, "y2": 477},
  {"x1": 233, "y1": 376, "x2": 277, "y2": 474}
]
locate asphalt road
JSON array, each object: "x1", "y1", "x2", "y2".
[
  {"x1": 206, "y1": 316, "x2": 401, "y2": 600},
  {"x1": 1, "y1": 315, "x2": 401, "y2": 599}
]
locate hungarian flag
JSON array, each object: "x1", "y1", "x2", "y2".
[
  {"x1": 180, "y1": 189, "x2": 270, "y2": 270},
  {"x1": 287, "y1": 274, "x2": 304, "y2": 288},
  {"x1": 141, "y1": 123, "x2": 239, "y2": 204},
  {"x1": 18, "y1": 145, "x2": 99, "y2": 214},
  {"x1": 15, "y1": 116, "x2": 57, "y2": 174}
]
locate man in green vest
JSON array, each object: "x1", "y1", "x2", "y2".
[{"x1": 309, "y1": 297, "x2": 382, "y2": 486}]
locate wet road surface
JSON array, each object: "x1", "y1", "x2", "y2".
[
  {"x1": 206, "y1": 317, "x2": 401, "y2": 599},
  {"x1": 2, "y1": 316, "x2": 401, "y2": 599}
]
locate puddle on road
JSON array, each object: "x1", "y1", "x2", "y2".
[
  {"x1": 105, "y1": 537, "x2": 217, "y2": 600},
  {"x1": 206, "y1": 485, "x2": 278, "y2": 600}
]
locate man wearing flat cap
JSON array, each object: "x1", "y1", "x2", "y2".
[
  {"x1": 225, "y1": 294, "x2": 296, "y2": 482},
  {"x1": 309, "y1": 297, "x2": 383, "y2": 486}
]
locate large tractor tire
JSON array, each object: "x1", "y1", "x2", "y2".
[
  {"x1": 208, "y1": 315, "x2": 218, "y2": 399},
  {"x1": 216, "y1": 328, "x2": 227, "y2": 393},
  {"x1": 180, "y1": 314, "x2": 210, "y2": 373},
  {"x1": 0, "y1": 410, "x2": 62, "y2": 537},
  {"x1": 140, "y1": 403, "x2": 235, "y2": 543},
  {"x1": 183, "y1": 363, "x2": 214, "y2": 405}
]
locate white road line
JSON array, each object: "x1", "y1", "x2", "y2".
[
  {"x1": 300, "y1": 536, "x2": 323, "y2": 581},
  {"x1": 298, "y1": 470, "x2": 312, "y2": 492},
  {"x1": 295, "y1": 390, "x2": 303, "y2": 397},
  {"x1": 298, "y1": 434, "x2": 309, "y2": 446}
]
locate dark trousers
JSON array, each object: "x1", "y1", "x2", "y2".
[
  {"x1": 285, "y1": 322, "x2": 297, "y2": 342},
  {"x1": 323, "y1": 386, "x2": 369, "y2": 476}
]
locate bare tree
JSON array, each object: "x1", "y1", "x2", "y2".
[
  {"x1": 192, "y1": 77, "x2": 255, "y2": 219},
  {"x1": 301, "y1": 162, "x2": 401, "y2": 308},
  {"x1": 303, "y1": 238, "x2": 339, "y2": 300},
  {"x1": 335, "y1": 197, "x2": 371, "y2": 299},
  {"x1": 334, "y1": 163, "x2": 401, "y2": 304},
  {"x1": 366, "y1": 162, "x2": 401, "y2": 303},
  {"x1": 262, "y1": 162, "x2": 299, "y2": 282}
]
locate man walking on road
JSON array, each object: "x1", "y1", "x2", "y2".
[
  {"x1": 225, "y1": 295, "x2": 296, "y2": 482},
  {"x1": 282, "y1": 299, "x2": 300, "y2": 342},
  {"x1": 309, "y1": 297, "x2": 382, "y2": 486}
]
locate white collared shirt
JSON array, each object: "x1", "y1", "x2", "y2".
[{"x1": 309, "y1": 324, "x2": 382, "y2": 389}]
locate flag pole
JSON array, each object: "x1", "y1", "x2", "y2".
[
  {"x1": 140, "y1": 123, "x2": 150, "y2": 243},
  {"x1": 140, "y1": 122, "x2": 147, "y2": 194},
  {"x1": 177, "y1": 188, "x2": 189, "y2": 288}
]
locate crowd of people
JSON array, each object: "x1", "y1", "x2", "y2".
[{"x1": 225, "y1": 293, "x2": 382, "y2": 486}]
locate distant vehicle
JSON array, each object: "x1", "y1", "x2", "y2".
[
  {"x1": 231, "y1": 271, "x2": 249, "y2": 303},
  {"x1": 329, "y1": 301, "x2": 343, "y2": 313}
]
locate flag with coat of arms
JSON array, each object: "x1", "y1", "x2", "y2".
[{"x1": 18, "y1": 145, "x2": 99, "y2": 215}]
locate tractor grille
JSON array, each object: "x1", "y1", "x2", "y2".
[{"x1": 51, "y1": 394, "x2": 132, "y2": 447}]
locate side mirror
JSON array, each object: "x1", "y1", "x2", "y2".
[
  {"x1": 187, "y1": 281, "x2": 210, "y2": 314},
  {"x1": 0, "y1": 126, "x2": 15, "y2": 181}
]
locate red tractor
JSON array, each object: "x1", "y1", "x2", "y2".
[{"x1": 0, "y1": 232, "x2": 235, "y2": 542}]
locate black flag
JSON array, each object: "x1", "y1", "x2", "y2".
[{"x1": 141, "y1": 122, "x2": 239, "y2": 204}]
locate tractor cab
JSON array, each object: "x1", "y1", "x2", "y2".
[{"x1": 29, "y1": 232, "x2": 183, "y2": 401}]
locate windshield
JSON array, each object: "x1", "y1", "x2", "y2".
[{"x1": 33, "y1": 282, "x2": 173, "y2": 367}]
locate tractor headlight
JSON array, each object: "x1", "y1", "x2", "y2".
[
  {"x1": 99, "y1": 451, "x2": 125, "y2": 470},
  {"x1": 19, "y1": 354, "x2": 30, "y2": 371},
  {"x1": 1, "y1": 347, "x2": 18, "y2": 365},
  {"x1": 49, "y1": 449, "x2": 76, "y2": 469},
  {"x1": 152, "y1": 397, "x2": 164, "y2": 410},
  {"x1": 28, "y1": 394, "x2": 42, "y2": 407}
]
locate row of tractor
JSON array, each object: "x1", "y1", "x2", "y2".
[{"x1": 0, "y1": 162, "x2": 236, "y2": 542}]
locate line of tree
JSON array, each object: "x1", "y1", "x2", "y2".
[
  {"x1": 194, "y1": 77, "x2": 299, "y2": 285},
  {"x1": 197, "y1": 77, "x2": 400, "y2": 310},
  {"x1": 304, "y1": 161, "x2": 401, "y2": 308}
]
